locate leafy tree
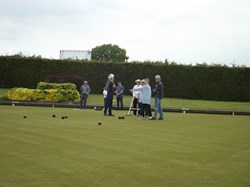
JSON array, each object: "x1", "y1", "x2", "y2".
[{"x1": 91, "y1": 44, "x2": 129, "y2": 62}]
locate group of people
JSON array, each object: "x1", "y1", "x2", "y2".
[
  {"x1": 130, "y1": 76, "x2": 164, "y2": 120},
  {"x1": 80, "y1": 74, "x2": 124, "y2": 113},
  {"x1": 102, "y1": 74, "x2": 125, "y2": 116},
  {"x1": 79, "y1": 73, "x2": 164, "y2": 120}
]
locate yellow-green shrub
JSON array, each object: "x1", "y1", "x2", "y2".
[
  {"x1": 7, "y1": 88, "x2": 80, "y2": 102},
  {"x1": 37, "y1": 82, "x2": 76, "y2": 90},
  {"x1": 7, "y1": 88, "x2": 37, "y2": 101}
]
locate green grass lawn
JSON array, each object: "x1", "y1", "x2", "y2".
[
  {"x1": 87, "y1": 95, "x2": 250, "y2": 111},
  {"x1": 0, "y1": 88, "x2": 8, "y2": 98},
  {"x1": 0, "y1": 105, "x2": 250, "y2": 187},
  {"x1": 1, "y1": 88, "x2": 250, "y2": 111}
]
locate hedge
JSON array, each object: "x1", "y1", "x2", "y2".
[
  {"x1": 7, "y1": 82, "x2": 80, "y2": 102},
  {"x1": 1, "y1": 56, "x2": 250, "y2": 101},
  {"x1": 37, "y1": 82, "x2": 77, "y2": 90}
]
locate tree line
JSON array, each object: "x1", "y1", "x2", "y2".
[{"x1": 0, "y1": 55, "x2": 249, "y2": 101}]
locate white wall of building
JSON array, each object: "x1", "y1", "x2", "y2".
[{"x1": 60, "y1": 50, "x2": 91, "y2": 60}]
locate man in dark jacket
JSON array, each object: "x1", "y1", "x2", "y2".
[
  {"x1": 150, "y1": 75, "x2": 164, "y2": 120},
  {"x1": 103, "y1": 74, "x2": 116, "y2": 116}
]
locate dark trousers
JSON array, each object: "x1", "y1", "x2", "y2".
[
  {"x1": 140, "y1": 103, "x2": 150, "y2": 117},
  {"x1": 133, "y1": 98, "x2": 140, "y2": 115},
  {"x1": 104, "y1": 97, "x2": 113, "y2": 115},
  {"x1": 149, "y1": 104, "x2": 152, "y2": 117},
  {"x1": 80, "y1": 93, "x2": 88, "y2": 108},
  {"x1": 116, "y1": 96, "x2": 123, "y2": 110}
]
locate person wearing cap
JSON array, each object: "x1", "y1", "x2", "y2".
[
  {"x1": 132, "y1": 79, "x2": 142, "y2": 116},
  {"x1": 150, "y1": 75, "x2": 164, "y2": 120},
  {"x1": 103, "y1": 74, "x2": 116, "y2": 116},
  {"x1": 130, "y1": 79, "x2": 151, "y2": 119}
]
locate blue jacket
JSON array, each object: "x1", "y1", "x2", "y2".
[{"x1": 131, "y1": 85, "x2": 151, "y2": 104}]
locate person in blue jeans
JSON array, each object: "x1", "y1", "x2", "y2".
[
  {"x1": 150, "y1": 75, "x2": 164, "y2": 120},
  {"x1": 116, "y1": 81, "x2": 124, "y2": 110}
]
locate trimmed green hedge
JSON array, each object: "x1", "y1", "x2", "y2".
[
  {"x1": 37, "y1": 82, "x2": 77, "y2": 90},
  {"x1": 1, "y1": 56, "x2": 250, "y2": 101},
  {"x1": 7, "y1": 82, "x2": 80, "y2": 102}
]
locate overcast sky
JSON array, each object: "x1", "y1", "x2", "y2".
[{"x1": 1, "y1": 0, "x2": 250, "y2": 66}]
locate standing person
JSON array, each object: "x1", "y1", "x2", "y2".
[
  {"x1": 145, "y1": 78, "x2": 152, "y2": 117},
  {"x1": 150, "y1": 75, "x2": 164, "y2": 120},
  {"x1": 132, "y1": 79, "x2": 142, "y2": 116},
  {"x1": 116, "y1": 81, "x2": 124, "y2": 110},
  {"x1": 103, "y1": 74, "x2": 116, "y2": 116},
  {"x1": 130, "y1": 79, "x2": 151, "y2": 120},
  {"x1": 80, "y1": 80, "x2": 90, "y2": 109}
]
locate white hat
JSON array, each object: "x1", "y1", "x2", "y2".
[{"x1": 135, "y1": 79, "x2": 141, "y2": 83}]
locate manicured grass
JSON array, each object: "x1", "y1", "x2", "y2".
[
  {"x1": 0, "y1": 88, "x2": 8, "y2": 96},
  {"x1": 86, "y1": 94, "x2": 250, "y2": 111},
  {"x1": 1, "y1": 88, "x2": 250, "y2": 111},
  {"x1": 0, "y1": 105, "x2": 250, "y2": 187}
]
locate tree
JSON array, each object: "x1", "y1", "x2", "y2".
[{"x1": 91, "y1": 44, "x2": 129, "y2": 62}]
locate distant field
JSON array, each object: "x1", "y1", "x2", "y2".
[
  {"x1": 1, "y1": 88, "x2": 250, "y2": 111},
  {"x1": 0, "y1": 105, "x2": 249, "y2": 187}
]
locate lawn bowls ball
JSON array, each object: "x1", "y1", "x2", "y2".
[
  {"x1": 98, "y1": 122, "x2": 102, "y2": 125},
  {"x1": 61, "y1": 116, "x2": 65, "y2": 119},
  {"x1": 23, "y1": 115, "x2": 27, "y2": 119},
  {"x1": 52, "y1": 115, "x2": 56, "y2": 118}
]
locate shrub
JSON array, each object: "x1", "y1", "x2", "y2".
[
  {"x1": 7, "y1": 83, "x2": 80, "y2": 102},
  {"x1": 0, "y1": 95, "x2": 8, "y2": 101},
  {"x1": 37, "y1": 82, "x2": 77, "y2": 90},
  {"x1": 7, "y1": 88, "x2": 37, "y2": 101},
  {"x1": 44, "y1": 75, "x2": 84, "y2": 91}
]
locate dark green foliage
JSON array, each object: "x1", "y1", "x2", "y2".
[
  {"x1": 0, "y1": 56, "x2": 249, "y2": 101},
  {"x1": 91, "y1": 44, "x2": 129, "y2": 62},
  {"x1": 37, "y1": 82, "x2": 77, "y2": 90},
  {"x1": 44, "y1": 75, "x2": 84, "y2": 91}
]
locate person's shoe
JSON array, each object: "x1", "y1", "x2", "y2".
[
  {"x1": 149, "y1": 117, "x2": 156, "y2": 120},
  {"x1": 109, "y1": 114, "x2": 115, "y2": 116},
  {"x1": 158, "y1": 118, "x2": 163, "y2": 120},
  {"x1": 139, "y1": 116, "x2": 144, "y2": 120}
]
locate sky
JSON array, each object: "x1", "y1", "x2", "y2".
[{"x1": 1, "y1": 0, "x2": 250, "y2": 66}]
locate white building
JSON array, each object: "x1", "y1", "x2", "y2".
[{"x1": 60, "y1": 50, "x2": 91, "y2": 60}]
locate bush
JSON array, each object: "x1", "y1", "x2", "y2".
[
  {"x1": 44, "y1": 75, "x2": 84, "y2": 91},
  {"x1": 37, "y1": 82, "x2": 77, "y2": 90},
  {"x1": 0, "y1": 95, "x2": 9, "y2": 101},
  {"x1": 7, "y1": 82, "x2": 80, "y2": 102}
]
